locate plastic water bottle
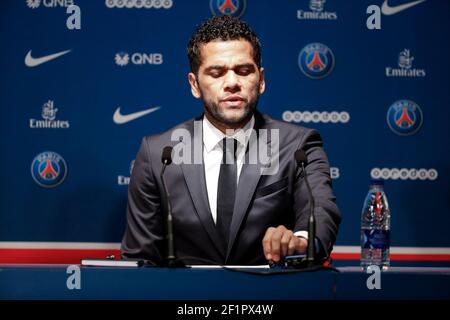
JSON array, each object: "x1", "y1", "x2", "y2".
[{"x1": 360, "y1": 179, "x2": 391, "y2": 270}]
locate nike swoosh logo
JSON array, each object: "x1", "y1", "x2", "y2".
[
  {"x1": 25, "y1": 49, "x2": 71, "y2": 67},
  {"x1": 381, "y1": 0, "x2": 426, "y2": 15},
  {"x1": 113, "y1": 106, "x2": 160, "y2": 124}
]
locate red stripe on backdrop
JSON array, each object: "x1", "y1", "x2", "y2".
[
  {"x1": 331, "y1": 252, "x2": 450, "y2": 262},
  {"x1": 0, "y1": 249, "x2": 449, "y2": 264},
  {"x1": 0, "y1": 249, "x2": 121, "y2": 264},
  {"x1": 390, "y1": 254, "x2": 450, "y2": 261}
]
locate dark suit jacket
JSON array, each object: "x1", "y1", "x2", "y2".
[{"x1": 121, "y1": 111, "x2": 341, "y2": 265}]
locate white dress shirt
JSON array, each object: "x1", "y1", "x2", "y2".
[{"x1": 203, "y1": 115, "x2": 254, "y2": 224}]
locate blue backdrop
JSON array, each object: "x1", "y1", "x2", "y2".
[{"x1": 1, "y1": 0, "x2": 449, "y2": 251}]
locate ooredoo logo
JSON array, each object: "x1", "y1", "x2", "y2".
[
  {"x1": 105, "y1": 0, "x2": 173, "y2": 9},
  {"x1": 370, "y1": 168, "x2": 438, "y2": 180},
  {"x1": 282, "y1": 110, "x2": 349, "y2": 123}
]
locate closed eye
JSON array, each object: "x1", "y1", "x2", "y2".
[
  {"x1": 234, "y1": 64, "x2": 256, "y2": 76},
  {"x1": 204, "y1": 64, "x2": 256, "y2": 78},
  {"x1": 205, "y1": 67, "x2": 227, "y2": 78}
]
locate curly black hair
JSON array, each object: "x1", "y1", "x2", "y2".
[{"x1": 187, "y1": 15, "x2": 262, "y2": 74}]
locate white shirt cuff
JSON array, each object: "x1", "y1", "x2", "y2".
[{"x1": 294, "y1": 231, "x2": 308, "y2": 240}]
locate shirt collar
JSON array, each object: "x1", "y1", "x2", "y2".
[{"x1": 203, "y1": 114, "x2": 255, "y2": 153}]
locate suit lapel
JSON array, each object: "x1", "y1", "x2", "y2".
[{"x1": 179, "y1": 117, "x2": 226, "y2": 259}]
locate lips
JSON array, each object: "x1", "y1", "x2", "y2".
[
  {"x1": 221, "y1": 95, "x2": 246, "y2": 107},
  {"x1": 222, "y1": 95, "x2": 245, "y2": 102}
]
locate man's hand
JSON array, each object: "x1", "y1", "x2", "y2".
[{"x1": 262, "y1": 225, "x2": 308, "y2": 262}]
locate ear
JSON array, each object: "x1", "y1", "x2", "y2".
[
  {"x1": 258, "y1": 67, "x2": 265, "y2": 95},
  {"x1": 188, "y1": 72, "x2": 201, "y2": 99}
]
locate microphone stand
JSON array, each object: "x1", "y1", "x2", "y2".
[{"x1": 160, "y1": 149, "x2": 184, "y2": 268}]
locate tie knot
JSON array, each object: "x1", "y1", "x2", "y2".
[{"x1": 221, "y1": 138, "x2": 238, "y2": 162}]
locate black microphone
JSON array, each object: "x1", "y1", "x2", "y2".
[
  {"x1": 161, "y1": 146, "x2": 173, "y2": 166},
  {"x1": 160, "y1": 146, "x2": 184, "y2": 267},
  {"x1": 294, "y1": 149, "x2": 316, "y2": 267}
]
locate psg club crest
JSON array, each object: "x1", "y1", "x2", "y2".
[
  {"x1": 210, "y1": 0, "x2": 246, "y2": 17},
  {"x1": 298, "y1": 43, "x2": 335, "y2": 79},
  {"x1": 31, "y1": 151, "x2": 68, "y2": 188},
  {"x1": 387, "y1": 100, "x2": 423, "y2": 136}
]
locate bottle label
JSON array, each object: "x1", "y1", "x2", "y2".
[{"x1": 362, "y1": 229, "x2": 390, "y2": 249}]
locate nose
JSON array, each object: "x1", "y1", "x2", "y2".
[{"x1": 223, "y1": 70, "x2": 241, "y2": 93}]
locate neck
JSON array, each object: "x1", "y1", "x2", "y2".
[{"x1": 204, "y1": 111, "x2": 253, "y2": 135}]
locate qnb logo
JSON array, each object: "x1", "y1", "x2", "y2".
[
  {"x1": 385, "y1": 49, "x2": 426, "y2": 77},
  {"x1": 298, "y1": 43, "x2": 335, "y2": 79},
  {"x1": 370, "y1": 168, "x2": 438, "y2": 181},
  {"x1": 29, "y1": 100, "x2": 70, "y2": 129},
  {"x1": 297, "y1": 0, "x2": 337, "y2": 20},
  {"x1": 210, "y1": 0, "x2": 246, "y2": 18},
  {"x1": 118, "y1": 160, "x2": 135, "y2": 186},
  {"x1": 105, "y1": 0, "x2": 173, "y2": 9},
  {"x1": 115, "y1": 52, "x2": 129, "y2": 66},
  {"x1": 330, "y1": 167, "x2": 340, "y2": 179},
  {"x1": 282, "y1": 111, "x2": 350, "y2": 124},
  {"x1": 26, "y1": 0, "x2": 75, "y2": 9},
  {"x1": 386, "y1": 100, "x2": 423, "y2": 136},
  {"x1": 366, "y1": 0, "x2": 427, "y2": 30},
  {"x1": 115, "y1": 52, "x2": 163, "y2": 66},
  {"x1": 31, "y1": 151, "x2": 68, "y2": 188},
  {"x1": 26, "y1": 0, "x2": 40, "y2": 8}
]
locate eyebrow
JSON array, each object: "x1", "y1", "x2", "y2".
[{"x1": 203, "y1": 63, "x2": 256, "y2": 73}]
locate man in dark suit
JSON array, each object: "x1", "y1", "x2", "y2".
[{"x1": 121, "y1": 15, "x2": 341, "y2": 265}]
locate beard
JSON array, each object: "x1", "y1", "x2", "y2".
[{"x1": 200, "y1": 89, "x2": 260, "y2": 128}]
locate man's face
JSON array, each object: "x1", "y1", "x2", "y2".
[{"x1": 188, "y1": 39, "x2": 265, "y2": 128}]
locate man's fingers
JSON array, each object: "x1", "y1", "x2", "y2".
[
  {"x1": 270, "y1": 226, "x2": 289, "y2": 261},
  {"x1": 270, "y1": 230, "x2": 282, "y2": 262},
  {"x1": 287, "y1": 237, "x2": 298, "y2": 256},
  {"x1": 262, "y1": 227, "x2": 276, "y2": 260},
  {"x1": 280, "y1": 230, "x2": 294, "y2": 257},
  {"x1": 262, "y1": 226, "x2": 298, "y2": 262}
]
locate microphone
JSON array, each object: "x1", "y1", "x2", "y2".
[
  {"x1": 161, "y1": 146, "x2": 173, "y2": 166},
  {"x1": 294, "y1": 149, "x2": 316, "y2": 267},
  {"x1": 160, "y1": 146, "x2": 184, "y2": 267}
]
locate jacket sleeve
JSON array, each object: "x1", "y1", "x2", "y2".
[
  {"x1": 120, "y1": 137, "x2": 165, "y2": 264},
  {"x1": 292, "y1": 129, "x2": 341, "y2": 260}
]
